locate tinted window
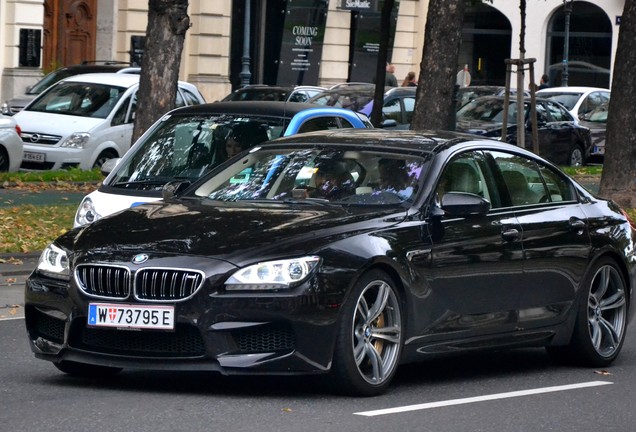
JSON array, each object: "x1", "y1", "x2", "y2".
[{"x1": 297, "y1": 117, "x2": 353, "y2": 133}]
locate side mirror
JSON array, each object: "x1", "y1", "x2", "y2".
[
  {"x1": 100, "y1": 158, "x2": 121, "y2": 176},
  {"x1": 440, "y1": 192, "x2": 490, "y2": 218},
  {"x1": 162, "y1": 180, "x2": 191, "y2": 200},
  {"x1": 380, "y1": 119, "x2": 398, "y2": 129}
]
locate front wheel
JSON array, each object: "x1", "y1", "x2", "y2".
[
  {"x1": 549, "y1": 257, "x2": 628, "y2": 366},
  {"x1": 93, "y1": 150, "x2": 118, "y2": 169},
  {"x1": 568, "y1": 145, "x2": 584, "y2": 167},
  {"x1": 330, "y1": 270, "x2": 403, "y2": 396}
]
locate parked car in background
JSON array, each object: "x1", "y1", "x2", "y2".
[
  {"x1": 1, "y1": 62, "x2": 140, "y2": 116},
  {"x1": 0, "y1": 114, "x2": 24, "y2": 171},
  {"x1": 456, "y1": 95, "x2": 592, "y2": 166},
  {"x1": 577, "y1": 101, "x2": 609, "y2": 162},
  {"x1": 537, "y1": 86, "x2": 610, "y2": 162},
  {"x1": 27, "y1": 128, "x2": 635, "y2": 396},
  {"x1": 14, "y1": 73, "x2": 205, "y2": 171},
  {"x1": 456, "y1": 85, "x2": 529, "y2": 109},
  {"x1": 74, "y1": 101, "x2": 372, "y2": 226},
  {"x1": 221, "y1": 84, "x2": 326, "y2": 103},
  {"x1": 308, "y1": 83, "x2": 416, "y2": 129}
]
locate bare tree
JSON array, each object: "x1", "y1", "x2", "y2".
[
  {"x1": 598, "y1": 0, "x2": 636, "y2": 208},
  {"x1": 410, "y1": 0, "x2": 467, "y2": 131},
  {"x1": 132, "y1": 0, "x2": 190, "y2": 143}
]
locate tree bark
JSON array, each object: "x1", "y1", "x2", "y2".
[
  {"x1": 132, "y1": 0, "x2": 190, "y2": 143},
  {"x1": 410, "y1": 0, "x2": 466, "y2": 131},
  {"x1": 598, "y1": 0, "x2": 636, "y2": 208}
]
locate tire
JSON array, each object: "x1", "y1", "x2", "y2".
[
  {"x1": 330, "y1": 270, "x2": 403, "y2": 396},
  {"x1": 568, "y1": 145, "x2": 584, "y2": 167},
  {"x1": 93, "y1": 150, "x2": 118, "y2": 169},
  {"x1": 549, "y1": 257, "x2": 628, "y2": 367},
  {"x1": 54, "y1": 361, "x2": 122, "y2": 378},
  {"x1": 0, "y1": 147, "x2": 9, "y2": 172}
]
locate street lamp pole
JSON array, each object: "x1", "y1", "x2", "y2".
[
  {"x1": 239, "y1": 0, "x2": 252, "y2": 87},
  {"x1": 562, "y1": 0, "x2": 574, "y2": 87}
]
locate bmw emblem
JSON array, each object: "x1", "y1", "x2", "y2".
[{"x1": 132, "y1": 254, "x2": 149, "y2": 265}]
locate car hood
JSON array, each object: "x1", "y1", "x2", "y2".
[
  {"x1": 13, "y1": 111, "x2": 103, "y2": 135},
  {"x1": 64, "y1": 198, "x2": 406, "y2": 266}
]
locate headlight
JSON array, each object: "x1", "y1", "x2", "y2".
[
  {"x1": 225, "y1": 256, "x2": 320, "y2": 291},
  {"x1": 1, "y1": 102, "x2": 9, "y2": 115},
  {"x1": 75, "y1": 197, "x2": 101, "y2": 226},
  {"x1": 37, "y1": 244, "x2": 70, "y2": 280},
  {"x1": 60, "y1": 132, "x2": 91, "y2": 148}
]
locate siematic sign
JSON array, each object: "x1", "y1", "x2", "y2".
[{"x1": 337, "y1": 0, "x2": 377, "y2": 10}]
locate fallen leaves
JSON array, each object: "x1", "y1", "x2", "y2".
[
  {"x1": 0, "y1": 204, "x2": 77, "y2": 253},
  {"x1": 594, "y1": 370, "x2": 612, "y2": 376}
]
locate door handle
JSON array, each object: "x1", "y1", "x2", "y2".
[
  {"x1": 569, "y1": 218, "x2": 586, "y2": 233},
  {"x1": 501, "y1": 228, "x2": 521, "y2": 242}
]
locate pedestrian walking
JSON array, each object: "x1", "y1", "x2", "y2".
[
  {"x1": 402, "y1": 71, "x2": 417, "y2": 87},
  {"x1": 385, "y1": 63, "x2": 398, "y2": 87}
]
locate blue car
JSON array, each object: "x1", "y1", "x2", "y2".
[{"x1": 74, "y1": 101, "x2": 372, "y2": 226}]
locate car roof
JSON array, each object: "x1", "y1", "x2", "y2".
[
  {"x1": 62, "y1": 72, "x2": 142, "y2": 87},
  {"x1": 168, "y1": 101, "x2": 327, "y2": 117},
  {"x1": 263, "y1": 127, "x2": 497, "y2": 154},
  {"x1": 537, "y1": 86, "x2": 609, "y2": 94}
]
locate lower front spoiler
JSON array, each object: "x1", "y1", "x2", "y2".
[{"x1": 30, "y1": 341, "x2": 331, "y2": 376}]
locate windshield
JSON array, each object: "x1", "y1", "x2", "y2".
[
  {"x1": 27, "y1": 82, "x2": 127, "y2": 118},
  {"x1": 538, "y1": 92, "x2": 583, "y2": 110},
  {"x1": 456, "y1": 98, "x2": 528, "y2": 123},
  {"x1": 193, "y1": 147, "x2": 426, "y2": 206},
  {"x1": 107, "y1": 114, "x2": 288, "y2": 190},
  {"x1": 309, "y1": 90, "x2": 374, "y2": 112}
]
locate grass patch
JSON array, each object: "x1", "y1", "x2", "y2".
[
  {"x1": 561, "y1": 165, "x2": 603, "y2": 177},
  {"x1": 0, "y1": 168, "x2": 102, "y2": 184},
  {"x1": 0, "y1": 205, "x2": 76, "y2": 254}
]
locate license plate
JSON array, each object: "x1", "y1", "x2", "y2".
[
  {"x1": 23, "y1": 151, "x2": 46, "y2": 163},
  {"x1": 88, "y1": 303, "x2": 174, "y2": 330}
]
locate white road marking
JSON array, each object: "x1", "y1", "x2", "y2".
[{"x1": 354, "y1": 381, "x2": 613, "y2": 417}]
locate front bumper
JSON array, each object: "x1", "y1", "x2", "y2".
[
  {"x1": 21, "y1": 143, "x2": 88, "y2": 170},
  {"x1": 25, "y1": 270, "x2": 341, "y2": 375}
]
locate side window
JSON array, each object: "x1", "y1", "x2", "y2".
[
  {"x1": 436, "y1": 151, "x2": 499, "y2": 208},
  {"x1": 175, "y1": 90, "x2": 186, "y2": 108},
  {"x1": 536, "y1": 102, "x2": 550, "y2": 124},
  {"x1": 382, "y1": 98, "x2": 402, "y2": 123},
  {"x1": 537, "y1": 164, "x2": 576, "y2": 202},
  {"x1": 403, "y1": 97, "x2": 415, "y2": 123},
  {"x1": 111, "y1": 96, "x2": 131, "y2": 126},
  {"x1": 289, "y1": 91, "x2": 308, "y2": 103},
  {"x1": 490, "y1": 151, "x2": 546, "y2": 207},
  {"x1": 546, "y1": 101, "x2": 571, "y2": 122},
  {"x1": 181, "y1": 89, "x2": 200, "y2": 105}
]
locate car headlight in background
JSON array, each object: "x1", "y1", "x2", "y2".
[
  {"x1": 37, "y1": 244, "x2": 70, "y2": 280},
  {"x1": 60, "y1": 132, "x2": 91, "y2": 148},
  {"x1": 225, "y1": 256, "x2": 321, "y2": 290},
  {"x1": 75, "y1": 197, "x2": 101, "y2": 226}
]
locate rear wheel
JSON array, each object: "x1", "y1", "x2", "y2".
[
  {"x1": 568, "y1": 145, "x2": 584, "y2": 167},
  {"x1": 330, "y1": 270, "x2": 403, "y2": 396},
  {"x1": 548, "y1": 257, "x2": 628, "y2": 366},
  {"x1": 54, "y1": 361, "x2": 122, "y2": 378},
  {"x1": 93, "y1": 150, "x2": 118, "y2": 169}
]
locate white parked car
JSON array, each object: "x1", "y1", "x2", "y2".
[
  {"x1": 0, "y1": 114, "x2": 24, "y2": 171},
  {"x1": 14, "y1": 73, "x2": 205, "y2": 170},
  {"x1": 537, "y1": 86, "x2": 610, "y2": 161}
]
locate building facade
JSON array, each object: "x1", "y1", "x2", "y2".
[{"x1": 0, "y1": 0, "x2": 623, "y2": 104}]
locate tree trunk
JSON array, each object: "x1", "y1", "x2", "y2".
[
  {"x1": 410, "y1": 0, "x2": 466, "y2": 131},
  {"x1": 132, "y1": 0, "x2": 190, "y2": 143},
  {"x1": 598, "y1": 0, "x2": 636, "y2": 208}
]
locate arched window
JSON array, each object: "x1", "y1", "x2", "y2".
[{"x1": 546, "y1": 1, "x2": 612, "y2": 88}]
